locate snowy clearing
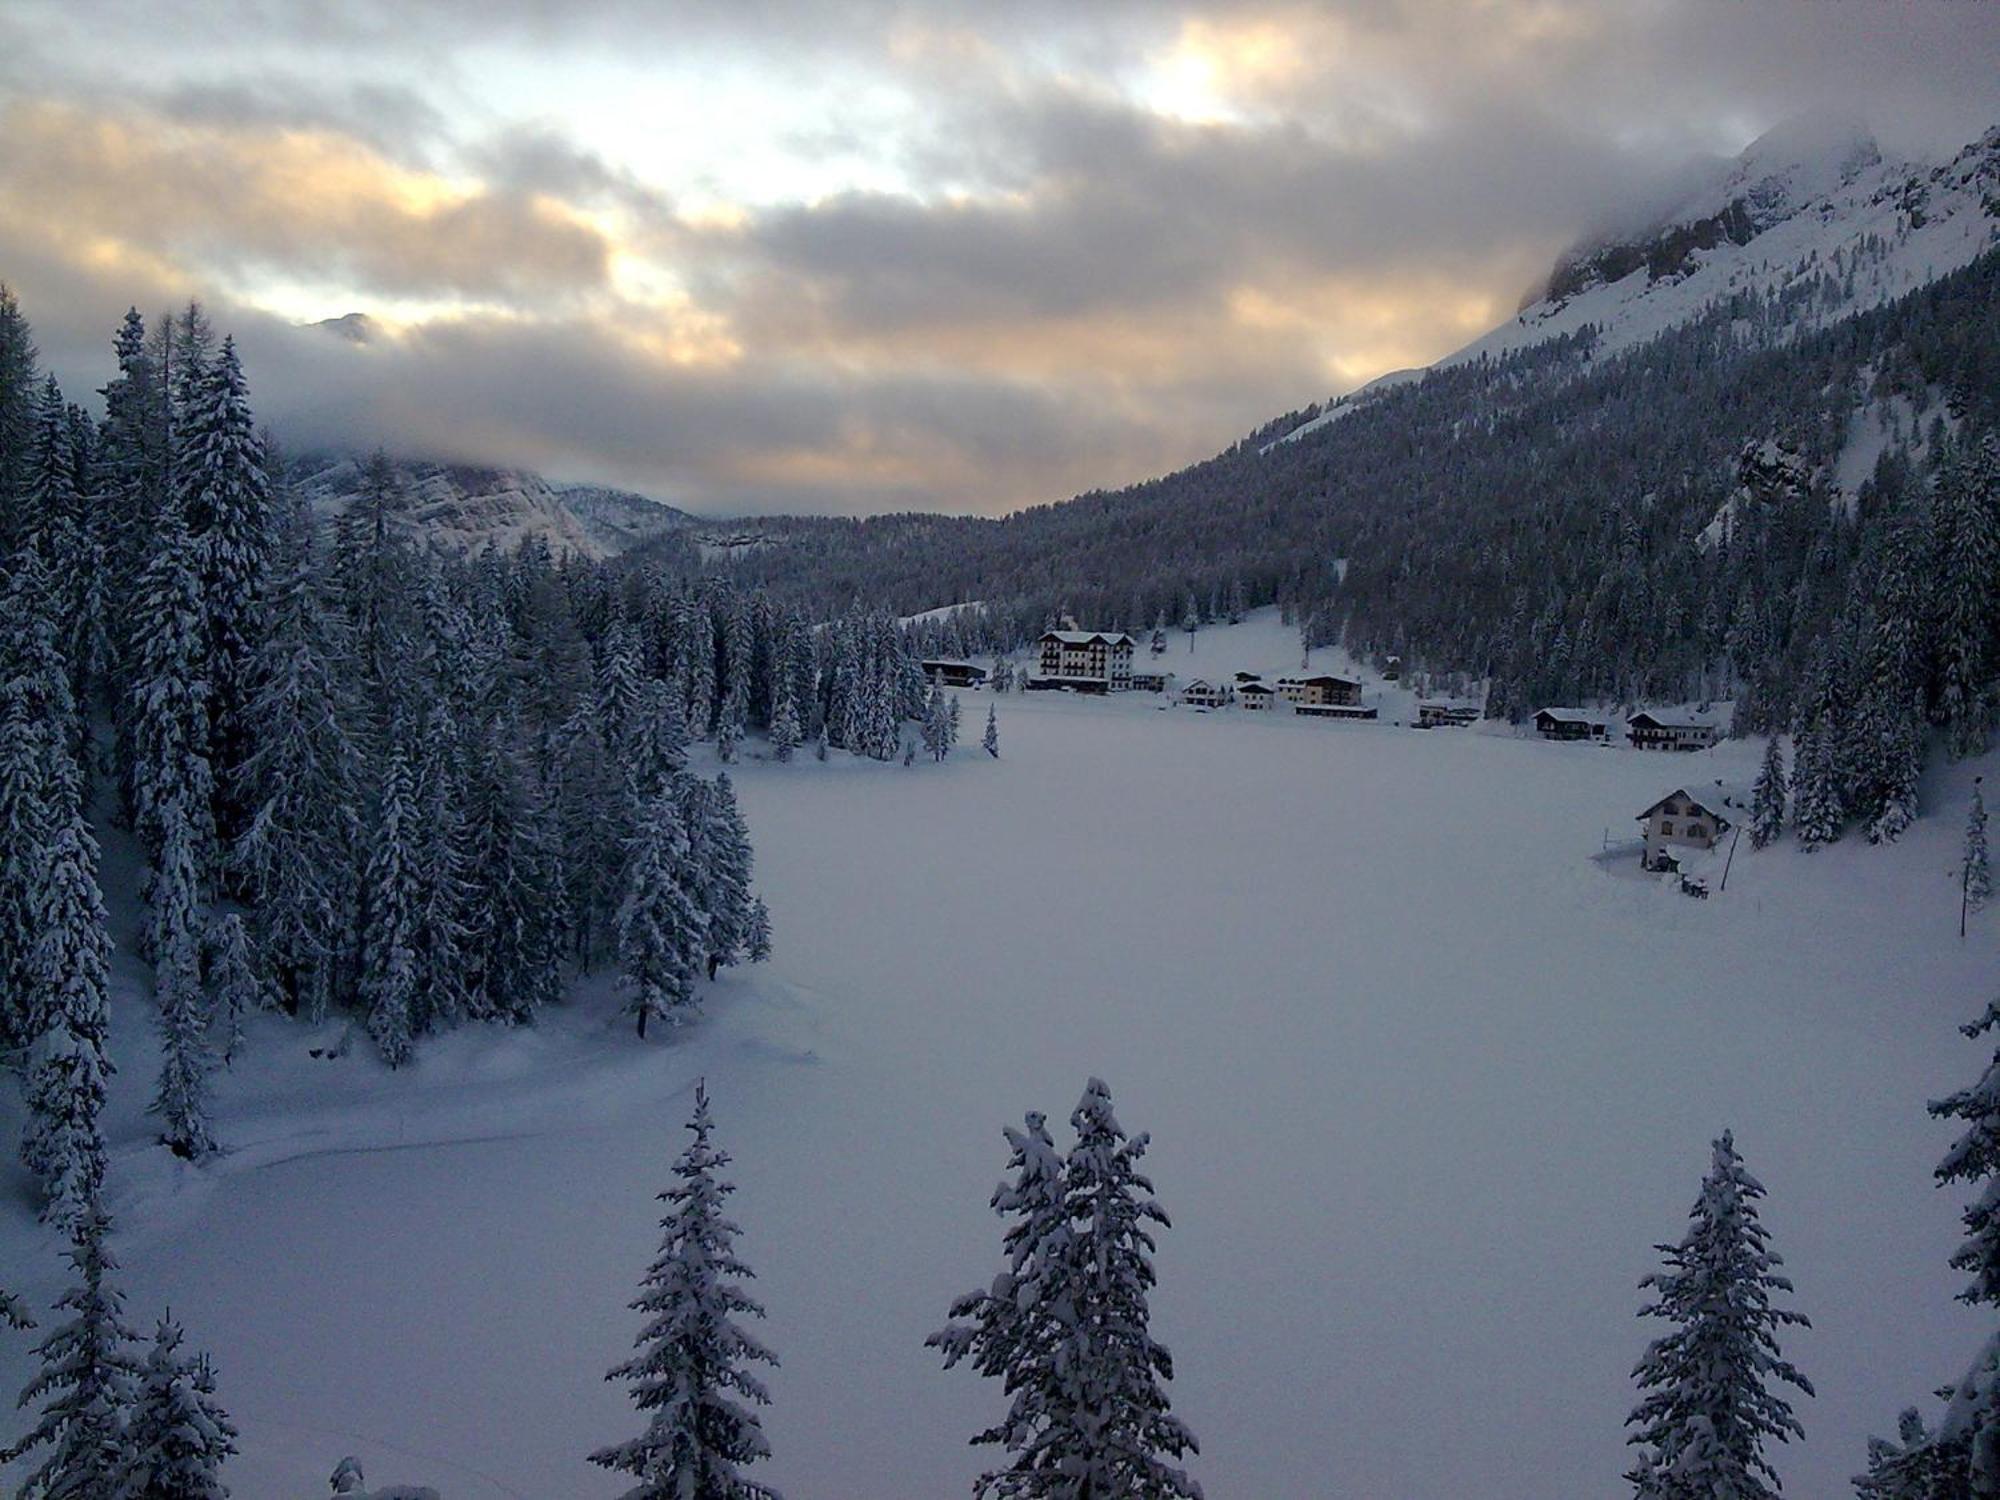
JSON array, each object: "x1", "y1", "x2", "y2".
[{"x1": 2, "y1": 680, "x2": 1990, "y2": 1499}]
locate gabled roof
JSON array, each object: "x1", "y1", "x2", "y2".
[
  {"x1": 1535, "y1": 706, "x2": 1604, "y2": 723},
  {"x1": 1628, "y1": 709, "x2": 1721, "y2": 730},
  {"x1": 1277, "y1": 674, "x2": 1361, "y2": 689},
  {"x1": 1238, "y1": 680, "x2": 1277, "y2": 694},
  {"x1": 1040, "y1": 629, "x2": 1136, "y2": 647},
  {"x1": 1636, "y1": 788, "x2": 1733, "y2": 825}
]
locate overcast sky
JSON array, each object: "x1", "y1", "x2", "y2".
[{"x1": 4, "y1": 1, "x2": 1998, "y2": 516}]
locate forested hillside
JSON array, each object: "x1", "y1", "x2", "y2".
[{"x1": 684, "y1": 246, "x2": 2000, "y2": 844}]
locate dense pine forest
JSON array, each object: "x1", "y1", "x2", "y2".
[
  {"x1": 707, "y1": 249, "x2": 2000, "y2": 845},
  {"x1": 0, "y1": 287, "x2": 975, "y2": 1217}
]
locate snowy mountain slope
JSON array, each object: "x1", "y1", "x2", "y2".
[
  {"x1": 288, "y1": 455, "x2": 691, "y2": 560},
  {"x1": 1453, "y1": 116, "x2": 2000, "y2": 370},
  {"x1": 1274, "y1": 116, "x2": 2000, "y2": 448}
]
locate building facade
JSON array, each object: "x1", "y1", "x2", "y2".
[
  {"x1": 1637, "y1": 789, "x2": 1732, "y2": 871},
  {"x1": 1277, "y1": 674, "x2": 1362, "y2": 707},
  {"x1": 1626, "y1": 711, "x2": 1722, "y2": 752},
  {"x1": 1534, "y1": 708, "x2": 1609, "y2": 741},
  {"x1": 1032, "y1": 630, "x2": 1136, "y2": 692}
]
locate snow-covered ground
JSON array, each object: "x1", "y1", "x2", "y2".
[{"x1": 2, "y1": 652, "x2": 1991, "y2": 1498}]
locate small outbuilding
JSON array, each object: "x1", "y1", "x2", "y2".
[{"x1": 1417, "y1": 702, "x2": 1481, "y2": 728}]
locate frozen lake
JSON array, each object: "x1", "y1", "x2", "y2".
[{"x1": 2, "y1": 682, "x2": 1989, "y2": 1498}]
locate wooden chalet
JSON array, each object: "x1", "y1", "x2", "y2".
[
  {"x1": 921, "y1": 659, "x2": 989, "y2": 689},
  {"x1": 1626, "y1": 710, "x2": 1722, "y2": 752},
  {"x1": 1534, "y1": 707, "x2": 1609, "y2": 742}
]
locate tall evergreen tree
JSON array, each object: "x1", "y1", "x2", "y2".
[
  {"x1": 618, "y1": 790, "x2": 706, "y2": 1038},
  {"x1": 1967, "y1": 780, "x2": 1992, "y2": 919},
  {"x1": 934, "y1": 1081, "x2": 1202, "y2": 1500},
  {"x1": 116, "y1": 1315, "x2": 237, "y2": 1500},
  {"x1": 19, "y1": 816, "x2": 114, "y2": 1225},
  {"x1": 1751, "y1": 737, "x2": 1787, "y2": 850},
  {"x1": 177, "y1": 335, "x2": 272, "y2": 841},
  {"x1": 149, "y1": 784, "x2": 216, "y2": 1158},
  {"x1": 1792, "y1": 725, "x2": 1844, "y2": 852},
  {"x1": 589, "y1": 1082, "x2": 782, "y2": 1500},
  {"x1": 1625, "y1": 1132, "x2": 1813, "y2": 1500},
  {"x1": 230, "y1": 499, "x2": 359, "y2": 1019},
  {"x1": 3, "y1": 1203, "x2": 143, "y2": 1500},
  {"x1": 129, "y1": 505, "x2": 215, "y2": 883},
  {"x1": 1932, "y1": 436, "x2": 2000, "y2": 759},
  {"x1": 984, "y1": 703, "x2": 1000, "y2": 759},
  {"x1": 358, "y1": 739, "x2": 421, "y2": 1068}
]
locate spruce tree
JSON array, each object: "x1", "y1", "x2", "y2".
[
  {"x1": 178, "y1": 335, "x2": 272, "y2": 844},
  {"x1": 149, "y1": 785, "x2": 216, "y2": 1158},
  {"x1": 20, "y1": 816, "x2": 114, "y2": 1226},
  {"x1": 1966, "y1": 781, "x2": 1991, "y2": 918},
  {"x1": 1750, "y1": 737, "x2": 1786, "y2": 850},
  {"x1": 589, "y1": 1082, "x2": 782, "y2": 1500},
  {"x1": 359, "y1": 740, "x2": 421, "y2": 1068},
  {"x1": 768, "y1": 686, "x2": 802, "y2": 763},
  {"x1": 129, "y1": 504, "x2": 216, "y2": 884},
  {"x1": 204, "y1": 912, "x2": 268, "y2": 1067},
  {"x1": 1792, "y1": 725, "x2": 1843, "y2": 852},
  {"x1": 1625, "y1": 1132, "x2": 1813, "y2": 1500},
  {"x1": 934, "y1": 1081, "x2": 1202, "y2": 1500},
  {"x1": 117, "y1": 1315, "x2": 237, "y2": 1500},
  {"x1": 983, "y1": 703, "x2": 999, "y2": 758},
  {"x1": 746, "y1": 899, "x2": 772, "y2": 964},
  {"x1": 618, "y1": 790, "x2": 706, "y2": 1038},
  {"x1": 230, "y1": 498, "x2": 359, "y2": 1020},
  {"x1": 4, "y1": 1203, "x2": 143, "y2": 1500},
  {"x1": 1932, "y1": 436, "x2": 2000, "y2": 759}
]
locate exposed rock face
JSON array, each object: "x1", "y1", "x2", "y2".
[{"x1": 287, "y1": 454, "x2": 690, "y2": 560}]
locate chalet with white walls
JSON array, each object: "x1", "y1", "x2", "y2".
[
  {"x1": 1277, "y1": 673, "x2": 1362, "y2": 708},
  {"x1": 1179, "y1": 679, "x2": 1231, "y2": 708},
  {"x1": 1636, "y1": 788, "x2": 1733, "y2": 871},
  {"x1": 1626, "y1": 709, "x2": 1722, "y2": 752},
  {"x1": 1238, "y1": 681, "x2": 1279, "y2": 711}
]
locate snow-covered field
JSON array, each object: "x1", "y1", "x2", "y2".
[{"x1": 2, "y1": 639, "x2": 1991, "y2": 1498}]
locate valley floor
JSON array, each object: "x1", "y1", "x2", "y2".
[{"x1": 2, "y1": 672, "x2": 1992, "y2": 1499}]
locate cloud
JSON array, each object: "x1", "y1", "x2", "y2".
[{"x1": 3, "y1": 0, "x2": 1998, "y2": 517}]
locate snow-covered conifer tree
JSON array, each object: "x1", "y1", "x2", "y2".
[
  {"x1": 1791, "y1": 725, "x2": 1843, "y2": 851},
  {"x1": 768, "y1": 686, "x2": 802, "y2": 763},
  {"x1": 1932, "y1": 435, "x2": 2000, "y2": 759},
  {"x1": 1624, "y1": 1131, "x2": 1812, "y2": 1500},
  {"x1": 178, "y1": 335, "x2": 271, "y2": 842},
  {"x1": 359, "y1": 740, "x2": 421, "y2": 1067},
  {"x1": 130, "y1": 504, "x2": 216, "y2": 882},
  {"x1": 934, "y1": 1082, "x2": 1202, "y2": 1499},
  {"x1": 1750, "y1": 737, "x2": 1786, "y2": 850},
  {"x1": 117, "y1": 1315, "x2": 237, "y2": 1500},
  {"x1": 230, "y1": 497, "x2": 359, "y2": 1020},
  {"x1": 983, "y1": 704, "x2": 999, "y2": 759},
  {"x1": 3, "y1": 1203, "x2": 142, "y2": 1499},
  {"x1": 20, "y1": 815, "x2": 114, "y2": 1225},
  {"x1": 618, "y1": 791, "x2": 706, "y2": 1037},
  {"x1": 589, "y1": 1082, "x2": 782, "y2": 1500},
  {"x1": 746, "y1": 899, "x2": 772, "y2": 964},
  {"x1": 1966, "y1": 780, "x2": 1991, "y2": 917},
  {"x1": 204, "y1": 911, "x2": 268, "y2": 1067}
]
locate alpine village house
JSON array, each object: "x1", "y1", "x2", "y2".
[{"x1": 1637, "y1": 788, "x2": 1733, "y2": 872}]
